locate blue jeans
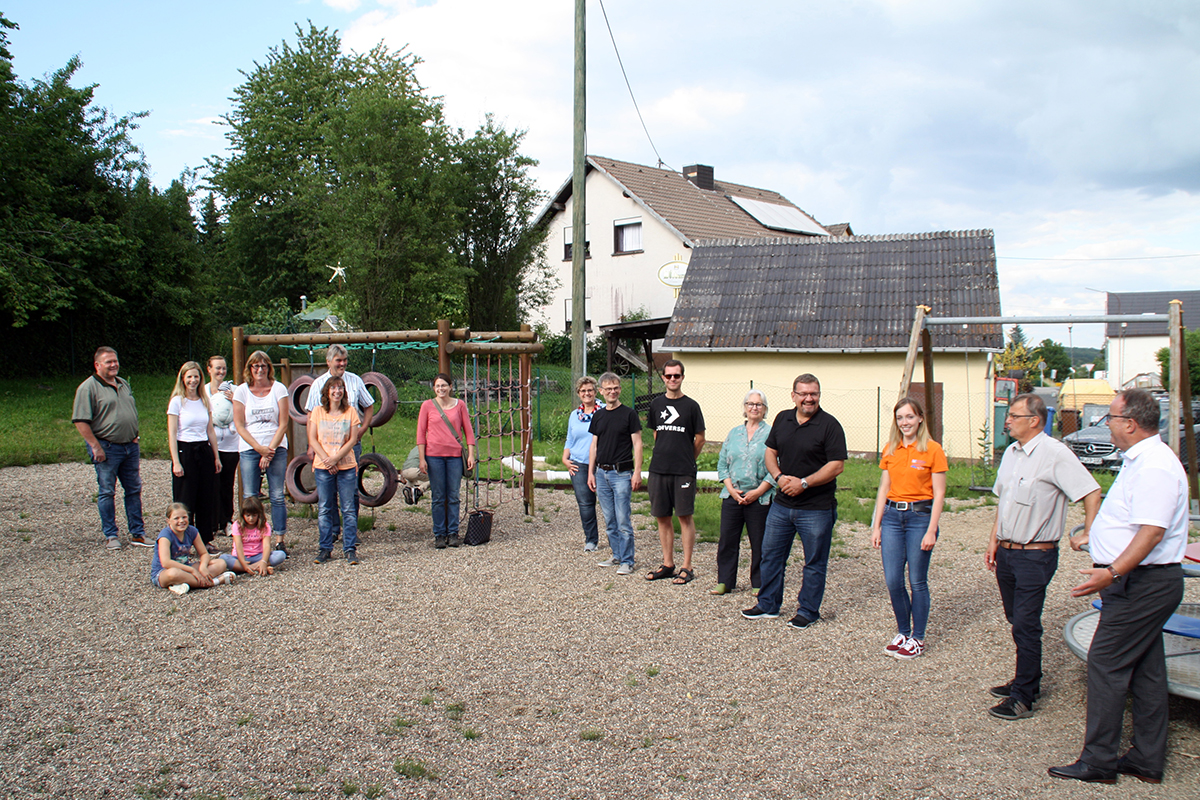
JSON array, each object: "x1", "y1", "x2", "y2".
[
  {"x1": 570, "y1": 461, "x2": 599, "y2": 547},
  {"x1": 88, "y1": 440, "x2": 145, "y2": 540},
  {"x1": 315, "y1": 467, "x2": 358, "y2": 553},
  {"x1": 758, "y1": 504, "x2": 836, "y2": 619},
  {"x1": 239, "y1": 447, "x2": 288, "y2": 534},
  {"x1": 880, "y1": 505, "x2": 935, "y2": 640},
  {"x1": 595, "y1": 468, "x2": 635, "y2": 566},
  {"x1": 324, "y1": 442, "x2": 363, "y2": 532},
  {"x1": 427, "y1": 455, "x2": 464, "y2": 539},
  {"x1": 220, "y1": 550, "x2": 287, "y2": 570}
]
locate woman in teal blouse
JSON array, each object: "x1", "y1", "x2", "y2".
[{"x1": 712, "y1": 389, "x2": 776, "y2": 595}]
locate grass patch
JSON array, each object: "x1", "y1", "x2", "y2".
[
  {"x1": 444, "y1": 701, "x2": 465, "y2": 720},
  {"x1": 340, "y1": 780, "x2": 359, "y2": 796},
  {"x1": 419, "y1": 693, "x2": 434, "y2": 706},
  {"x1": 645, "y1": 665, "x2": 660, "y2": 678},
  {"x1": 381, "y1": 716, "x2": 416, "y2": 736},
  {"x1": 579, "y1": 727, "x2": 604, "y2": 741},
  {"x1": 394, "y1": 758, "x2": 437, "y2": 780},
  {"x1": 363, "y1": 785, "x2": 384, "y2": 799},
  {"x1": 461, "y1": 727, "x2": 481, "y2": 740},
  {"x1": 236, "y1": 712, "x2": 253, "y2": 727}
]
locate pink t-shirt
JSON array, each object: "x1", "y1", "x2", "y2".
[
  {"x1": 231, "y1": 521, "x2": 272, "y2": 559},
  {"x1": 309, "y1": 405, "x2": 361, "y2": 470},
  {"x1": 416, "y1": 398, "x2": 476, "y2": 457}
]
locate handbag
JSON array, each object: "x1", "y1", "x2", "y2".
[{"x1": 434, "y1": 400, "x2": 471, "y2": 476}]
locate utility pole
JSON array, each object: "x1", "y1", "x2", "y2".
[{"x1": 570, "y1": 0, "x2": 587, "y2": 380}]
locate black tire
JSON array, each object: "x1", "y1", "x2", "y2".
[
  {"x1": 357, "y1": 452, "x2": 398, "y2": 507},
  {"x1": 285, "y1": 453, "x2": 318, "y2": 504},
  {"x1": 361, "y1": 371, "x2": 398, "y2": 428},
  {"x1": 288, "y1": 374, "x2": 315, "y2": 425}
]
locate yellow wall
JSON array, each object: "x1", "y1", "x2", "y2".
[{"x1": 674, "y1": 350, "x2": 992, "y2": 460}]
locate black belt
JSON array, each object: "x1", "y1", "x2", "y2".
[
  {"x1": 886, "y1": 499, "x2": 933, "y2": 513},
  {"x1": 597, "y1": 460, "x2": 634, "y2": 472},
  {"x1": 1093, "y1": 562, "x2": 1175, "y2": 571}
]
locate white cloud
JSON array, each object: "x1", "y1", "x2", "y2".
[{"x1": 324, "y1": 0, "x2": 362, "y2": 11}]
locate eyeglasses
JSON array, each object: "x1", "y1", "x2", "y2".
[
  {"x1": 250, "y1": 364, "x2": 270, "y2": 371},
  {"x1": 793, "y1": 392, "x2": 819, "y2": 399},
  {"x1": 1005, "y1": 413, "x2": 1036, "y2": 419},
  {"x1": 663, "y1": 373, "x2": 683, "y2": 380},
  {"x1": 1109, "y1": 414, "x2": 1134, "y2": 422},
  {"x1": 745, "y1": 402, "x2": 764, "y2": 408}
]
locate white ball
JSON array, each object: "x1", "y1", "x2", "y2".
[{"x1": 210, "y1": 394, "x2": 234, "y2": 428}]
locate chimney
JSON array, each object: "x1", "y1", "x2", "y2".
[{"x1": 683, "y1": 164, "x2": 714, "y2": 191}]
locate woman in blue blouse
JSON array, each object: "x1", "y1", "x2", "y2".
[
  {"x1": 562, "y1": 376, "x2": 602, "y2": 552},
  {"x1": 712, "y1": 389, "x2": 775, "y2": 595}
]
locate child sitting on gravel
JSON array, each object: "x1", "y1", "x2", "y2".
[
  {"x1": 151, "y1": 502, "x2": 235, "y2": 596},
  {"x1": 220, "y1": 496, "x2": 286, "y2": 576}
]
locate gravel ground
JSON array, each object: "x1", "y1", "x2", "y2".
[{"x1": 1, "y1": 460, "x2": 1198, "y2": 799}]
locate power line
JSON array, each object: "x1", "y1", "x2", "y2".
[
  {"x1": 998, "y1": 253, "x2": 1200, "y2": 262},
  {"x1": 597, "y1": 0, "x2": 669, "y2": 170}
]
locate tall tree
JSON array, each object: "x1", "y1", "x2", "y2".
[
  {"x1": 1032, "y1": 338, "x2": 1071, "y2": 382},
  {"x1": 208, "y1": 24, "x2": 463, "y2": 330},
  {"x1": 451, "y1": 117, "x2": 553, "y2": 331}
]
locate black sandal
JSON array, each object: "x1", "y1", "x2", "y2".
[
  {"x1": 672, "y1": 567, "x2": 695, "y2": 585},
  {"x1": 645, "y1": 564, "x2": 676, "y2": 581}
]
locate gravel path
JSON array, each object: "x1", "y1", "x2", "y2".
[{"x1": 1, "y1": 461, "x2": 1197, "y2": 799}]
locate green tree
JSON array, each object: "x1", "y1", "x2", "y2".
[
  {"x1": 451, "y1": 116, "x2": 554, "y2": 331},
  {"x1": 1155, "y1": 329, "x2": 1200, "y2": 397},
  {"x1": 1032, "y1": 338, "x2": 1071, "y2": 383},
  {"x1": 209, "y1": 23, "x2": 463, "y2": 330}
]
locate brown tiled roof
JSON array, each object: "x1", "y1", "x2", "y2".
[
  {"x1": 663, "y1": 231, "x2": 1003, "y2": 351},
  {"x1": 824, "y1": 222, "x2": 853, "y2": 236},
  {"x1": 535, "y1": 156, "x2": 830, "y2": 244}
]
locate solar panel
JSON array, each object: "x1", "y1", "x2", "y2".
[{"x1": 727, "y1": 195, "x2": 828, "y2": 236}]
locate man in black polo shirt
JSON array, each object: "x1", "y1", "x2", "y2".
[
  {"x1": 72, "y1": 346, "x2": 146, "y2": 550},
  {"x1": 587, "y1": 372, "x2": 643, "y2": 575},
  {"x1": 742, "y1": 374, "x2": 847, "y2": 627}
]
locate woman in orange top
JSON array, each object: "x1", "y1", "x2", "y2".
[{"x1": 870, "y1": 397, "x2": 947, "y2": 660}]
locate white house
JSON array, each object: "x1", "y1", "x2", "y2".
[
  {"x1": 532, "y1": 156, "x2": 847, "y2": 332},
  {"x1": 1102, "y1": 290, "x2": 1200, "y2": 390}
]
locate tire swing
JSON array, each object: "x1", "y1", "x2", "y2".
[
  {"x1": 361, "y1": 371, "x2": 398, "y2": 428},
  {"x1": 357, "y1": 452, "x2": 398, "y2": 507},
  {"x1": 285, "y1": 452, "x2": 319, "y2": 504},
  {"x1": 287, "y1": 374, "x2": 315, "y2": 424}
]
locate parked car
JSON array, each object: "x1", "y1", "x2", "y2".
[{"x1": 1063, "y1": 405, "x2": 1200, "y2": 472}]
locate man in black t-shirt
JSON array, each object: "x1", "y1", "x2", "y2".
[
  {"x1": 645, "y1": 360, "x2": 705, "y2": 585},
  {"x1": 742, "y1": 373, "x2": 847, "y2": 629},
  {"x1": 588, "y1": 372, "x2": 644, "y2": 575}
]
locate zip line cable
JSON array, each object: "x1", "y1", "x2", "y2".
[{"x1": 598, "y1": 0, "x2": 668, "y2": 170}]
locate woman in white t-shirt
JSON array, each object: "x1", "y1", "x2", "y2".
[
  {"x1": 206, "y1": 355, "x2": 240, "y2": 535},
  {"x1": 167, "y1": 361, "x2": 223, "y2": 548},
  {"x1": 233, "y1": 350, "x2": 290, "y2": 552}
]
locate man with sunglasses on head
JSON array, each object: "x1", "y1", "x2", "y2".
[
  {"x1": 644, "y1": 360, "x2": 705, "y2": 585},
  {"x1": 986, "y1": 393, "x2": 1100, "y2": 721}
]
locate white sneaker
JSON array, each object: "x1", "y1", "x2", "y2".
[
  {"x1": 584, "y1": 542, "x2": 598, "y2": 552},
  {"x1": 597, "y1": 557, "x2": 619, "y2": 567},
  {"x1": 616, "y1": 563, "x2": 633, "y2": 575},
  {"x1": 213, "y1": 571, "x2": 237, "y2": 586},
  {"x1": 169, "y1": 583, "x2": 190, "y2": 596},
  {"x1": 884, "y1": 633, "x2": 907, "y2": 656}
]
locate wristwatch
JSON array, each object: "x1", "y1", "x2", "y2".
[
  {"x1": 800, "y1": 478, "x2": 809, "y2": 491},
  {"x1": 1104, "y1": 565, "x2": 1122, "y2": 582}
]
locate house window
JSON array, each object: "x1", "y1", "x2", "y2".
[
  {"x1": 563, "y1": 226, "x2": 590, "y2": 261},
  {"x1": 613, "y1": 218, "x2": 643, "y2": 255}
]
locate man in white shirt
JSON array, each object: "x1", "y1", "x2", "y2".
[{"x1": 1049, "y1": 389, "x2": 1188, "y2": 785}]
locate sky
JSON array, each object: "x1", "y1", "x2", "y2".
[{"x1": 7, "y1": 0, "x2": 1200, "y2": 349}]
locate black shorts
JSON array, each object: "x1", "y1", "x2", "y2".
[{"x1": 648, "y1": 472, "x2": 697, "y2": 518}]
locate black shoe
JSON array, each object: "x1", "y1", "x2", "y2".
[
  {"x1": 413, "y1": 487, "x2": 423, "y2": 503},
  {"x1": 345, "y1": 549, "x2": 359, "y2": 565},
  {"x1": 987, "y1": 698, "x2": 1034, "y2": 720},
  {"x1": 435, "y1": 536, "x2": 448, "y2": 549},
  {"x1": 741, "y1": 606, "x2": 779, "y2": 620},
  {"x1": 275, "y1": 542, "x2": 289, "y2": 556},
  {"x1": 1116, "y1": 755, "x2": 1162, "y2": 784},
  {"x1": 988, "y1": 680, "x2": 1042, "y2": 701},
  {"x1": 314, "y1": 549, "x2": 331, "y2": 564},
  {"x1": 402, "y1": 486, "x2": 415, "y2": 505},
  {"x1": 447, "y1": 535, "x2": 461, "y2": 548},
  {"x1": 786, "y1": 613, "x2": 817, "y2": 629},
  {"x1": 1047, "y1": 760, "x2": 1117, "y2": 784}
]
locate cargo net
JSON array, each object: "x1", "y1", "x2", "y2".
[{"x1": 460, "y1": 354, "x2": 530, "y2": 514}]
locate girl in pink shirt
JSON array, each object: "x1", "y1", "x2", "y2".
[{"x1": 220, "y1": 496, "x2": 286, "y2": 575}]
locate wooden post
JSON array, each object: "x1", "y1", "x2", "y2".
[
  {"x1": 519, "y1": 332, "x2": 534, "y2": 515},
  {"x1": 921, "y1": 327, "x2": 936, "y2": 440},
  {"x1": 437, "y1": 319, "x2": 451, "y2": 377},
  {"x1": 899, "y1": 305, "x2": 930, "y2": 400},
  {"x1": 1169, "y1": 302, "x2": 1182, "y2": 457}
]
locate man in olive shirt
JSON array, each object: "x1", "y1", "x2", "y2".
[
  {"x1": 73, "y1": 347, "x2": 146, "y2": 550},
  {"x1": 986, "y1": 393, "x2": 1100, "y2": 720}
]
